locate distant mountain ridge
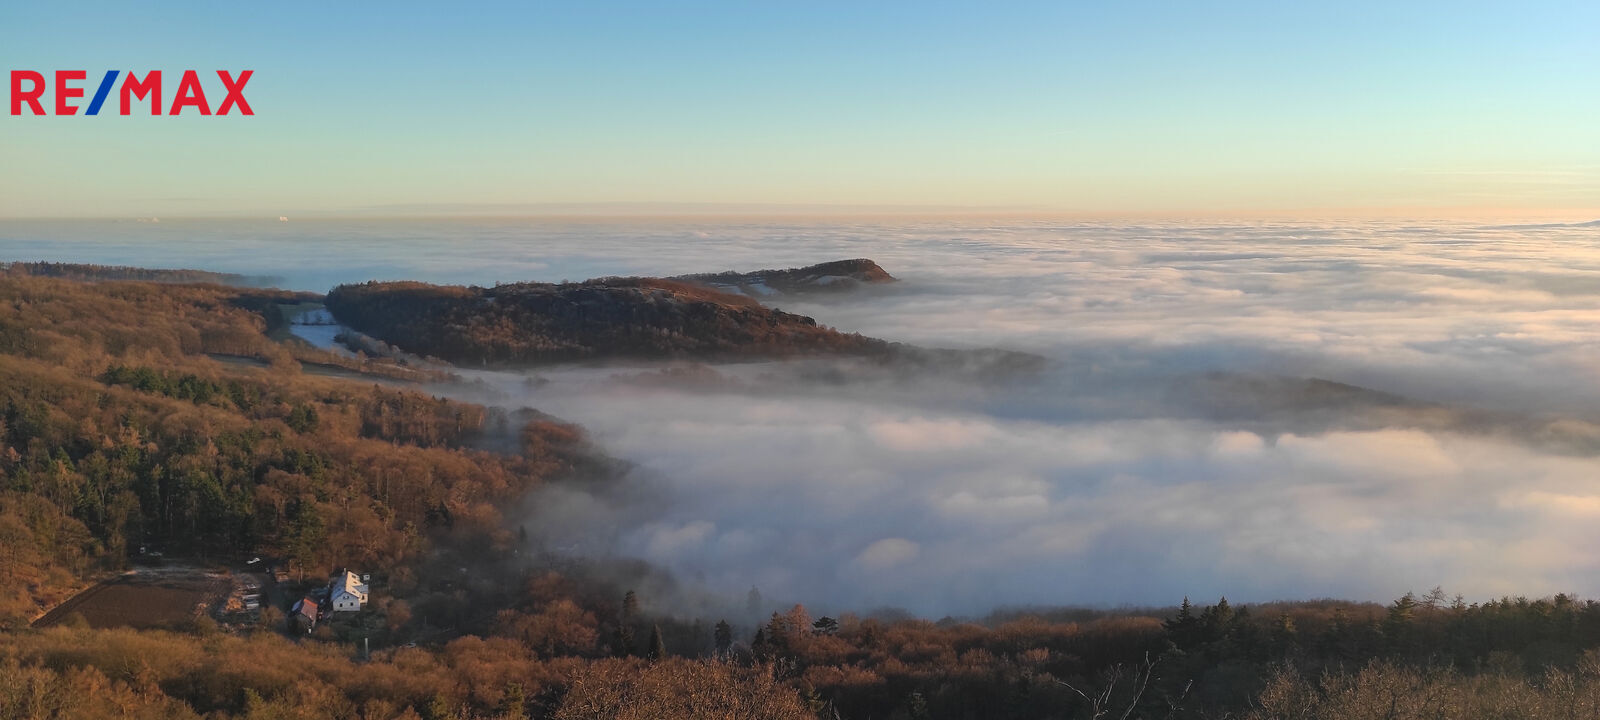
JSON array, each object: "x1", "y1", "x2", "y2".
[
  {"x1": 324, "y1": 276, "x2": 888, "y2": 366},
  {"x1": 672, "y1": 258, "x2": 895, "y2": 298},
  {"x1": 1483, "y1": 219, "x2": 1600, "y2": 230},
  {"x1": 1, "y1": 261, "x2": 277, "y2": 286}
]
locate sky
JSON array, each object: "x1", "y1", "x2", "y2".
[{"x1": 2, "y1": 1, "x2": 1598, "y2": 219}]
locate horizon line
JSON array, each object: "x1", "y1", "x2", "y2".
[{"x1": 3, "y1": 202, "x2": 1598, "y2": 224}]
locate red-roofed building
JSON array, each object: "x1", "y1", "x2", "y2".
[{"x1": 291, "y1": 596, "x2": 320, "y2": 633}]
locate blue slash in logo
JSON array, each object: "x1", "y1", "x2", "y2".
[{"x1": 84, "y1": 70, "x2": 120, "y2": 115}]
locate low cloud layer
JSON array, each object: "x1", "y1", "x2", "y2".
[
  {"x1": 486, "y1": 363, "x2": 1600, "y2": 617},
  {"x1": 10, "y1": 217, "x2": 1600, "y2": 616}
]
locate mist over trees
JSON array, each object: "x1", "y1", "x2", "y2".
[{"x1": 7, "y1": 268, "x2": 1600, "y2": 718}]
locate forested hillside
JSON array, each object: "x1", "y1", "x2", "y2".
[
  {"x1": 7, "y1": 270, "x2": 1600, "y2": 719},
  {"x1": 1, "y1": 260, "x2": 269, "y2": 286},
  {"x1": 0, "y1": 273, "x2": 598, "y2": 625},
  {"x1": 323, "y1": 277, "x2": 887, "y2": 366},
  {"x1": 672, "y1": 258, "x2": 897, "y2": 296}
]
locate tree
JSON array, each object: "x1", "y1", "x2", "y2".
[
  {"x1": 613, "y1": 626, "x2": 635, "y2": 657},
  {"x1": 285, "y1": 404, "x2": 318, "y2": 433},
  {"x1": 904, "y1": 691, "x2": 930, "y2": 720},
  {"x1": 1385, "y1": 592, "x2": 1420, "y2": 657},
  {"x1": 648, "y1": 624, "x2": 667, "y2": 660},
  {"x1": 1271, "y1": 612, "x2": 1298, "y2": 658},
  {"x1": 284, "y1": 500, "x2": 326, "y2": 576},
  {"x1": 424, "y1": 692, "x2": 455, "y2": 720},
  {"x1": 614, "y1": 590, "x2": 639, "y2": 656},
  {"x1": 385, "y1": 599, "x2": 412, "y2": 632},
  {"x1": 498, "y1": 682, "x2": 527, "y2": 720},
  {"x1": 813, "y1": 616, "x2": 839, "y2": 636},
  {"x1": 714, "y1": 619, "x2": 733, "y2": 655},
  {"x1": 505, "y1": 599, "x2": 598, "y2": 656},
  {"x1": 258, "y1": 606, "x2": 284, "y2": 631}
]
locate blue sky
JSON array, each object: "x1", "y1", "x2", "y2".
[{"x1": 2, "y1": 1, "x2": 1597, "y2": 218}]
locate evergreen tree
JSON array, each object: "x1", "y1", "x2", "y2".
[
  {"x1": 648, "y1": 624, "x2": 667, "y2": 660},
  {"x1": 906, "y1": 691, "x2": 931, "y2": 720},
  {"x1": 285, "y1": 403, "x2": 318, "y2": 433},
  {"x1": 424, "y1": 692, "x2": 454, "y2": 720},
  {"x1": 613, "y1": 625, "x2": 635, "y2": 657},
  {"x1": 1384, "y1": 592, "x2": 1420, "y2": 657},
  {"x1": 766, "y1": 611, "x2": 788, "y2": 655},
  {"x1": 498, "y1": 682, "x2": 527, "y2": 720},
  {"x1": 1320, "y1": 606, "x2": 1361, "y2": 661},
  {"x1": 613, "y1": 589, "x2": 640, "y2": 655},
  {"x1": 1165, "y1": 596, "x2": 1201, "y2": 649},
  {"x1": 714, "y1": 619, "x2": 733, "y2": 654},
  {"x1": 1200, "y1": 596, "x2": 1234, "y2": 644},
  {"x1": 283, "y1": 500, "x2": 325, "y2": 575},
  {"x1": 1271, "y1": 612, "x2": 1298, "y2": 658}
]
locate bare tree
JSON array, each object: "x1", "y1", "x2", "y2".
[{"x1": 1057, "y1": 652, "x2": 1190, "y2": 720}]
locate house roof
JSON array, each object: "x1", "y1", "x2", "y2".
[
  {"x1": 293, "y1": 597, "x2": 318, "y2": 618},
  {"x1": 332, "y1": 569, "x2": 365, "y2": 596}
]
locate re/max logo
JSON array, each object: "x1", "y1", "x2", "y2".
[{"x1": 9, "y1": 70, "x2": 253, "y2": 116}]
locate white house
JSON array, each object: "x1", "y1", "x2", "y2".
[{"x1": 329, "y1": 569, "x2": 369, "y2": 612}]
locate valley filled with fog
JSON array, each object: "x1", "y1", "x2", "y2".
[{"x1": 8, "y1": 217, "x2": 1600, "y2": 617}]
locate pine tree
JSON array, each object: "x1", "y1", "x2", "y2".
[
  {"x1": 1272, "y1": 612, "x2": 1298, "y2": 657},
  {"x1": 714, "y1": 619, "x2": 733, "y2": 654},
  {"x1": 1321, "y1": 606, "x2": 1355, "y2": 660},
  {"x1": 613, "y1": 625, "x2": 635, "y2": 657},
  {"x1": 648, "y1": 624, "x2": 667, "y2": 660},
  {"x1": 906, "y1": 691, "x2": 931, "y2": 720},
  {"x1": 1164, "y1": 596, "x2": 1200, "y2": 649},
  {"x1": 766, "y1": 611, "x2": 787, "y2": 655},
  {"x1": 424, "y1": 692, "x2": 454, "y2": 720},
  {"x1": 1200, "y1": 597, "x2": 1234, "y2": 639},
  {"x1": 498, "y1": 682, "x2": 527, "y2": 720},
  {"x1": 614, "y1": 589, "x2": 639, "y2": 656},
  {"x1": 1384, "y1": 592, "x2": 1419, "y2": 657}
]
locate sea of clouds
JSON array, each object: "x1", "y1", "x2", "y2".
[{"x1": 7, "y1": 217, "x2": 1600, "y2": 616}]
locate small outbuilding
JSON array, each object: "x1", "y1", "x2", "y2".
[{"x1": 290, "y1": 596, "x2": 320, "y2": 633}]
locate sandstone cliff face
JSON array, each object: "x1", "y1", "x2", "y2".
[{"x1": 324, "y1": 276, "x2": 887, "y2": 366}]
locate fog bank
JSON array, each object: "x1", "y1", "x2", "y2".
[{"x1": 10, "y1": 217, "x2": 1600, "y2": 615}]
